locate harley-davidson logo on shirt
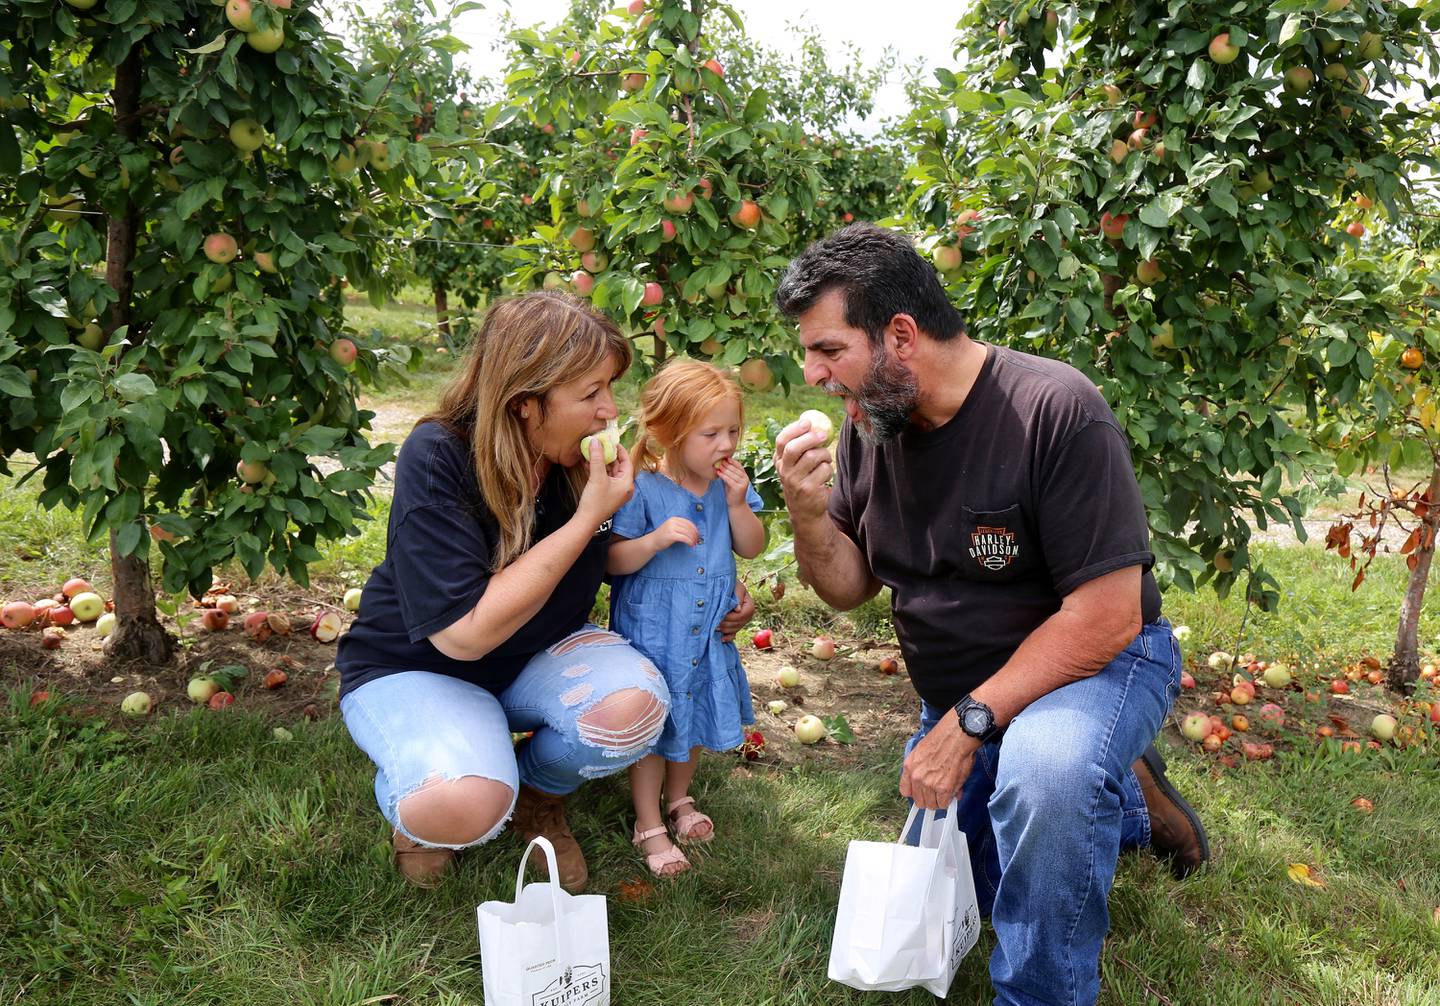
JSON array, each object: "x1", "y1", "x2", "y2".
[{"x1": 969, "y1": 525, "x2": 1018, "y2": 571}]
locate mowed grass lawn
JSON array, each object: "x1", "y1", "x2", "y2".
[{"x1": 5, "y1": 306, "x2": 1440, "y2": 1004}]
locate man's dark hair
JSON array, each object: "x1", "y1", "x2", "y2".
[{"x1": 774, "y1": 223, "x2": 967, "y2": 345}]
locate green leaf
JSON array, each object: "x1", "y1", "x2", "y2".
[
  {"x1": 112, "y1": 373, "x2": 156, "y2": 402},
  {"x1": 0, "y1": 365, "x2": 31, "y2": 398}
]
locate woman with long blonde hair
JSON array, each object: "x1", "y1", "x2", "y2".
[{"x1": 336, "y1": 292, "x2": 756, "y2": 891}]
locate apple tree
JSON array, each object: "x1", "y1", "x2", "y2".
[
  {"x1": 1316, "y1": 214, "x2": 1440, "y2": 689},
  {"x1": 0, "y1": 0, "x2": 468, "y2": 661},
  {"x1": 900, "y1": 0, "x2": 1440, "y2": 609},
  {"x1": 499, "y1": 0, "x2": 836, "y2": 391}
]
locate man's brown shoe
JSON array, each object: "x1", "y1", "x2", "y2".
[
  {"x1": 512, "y1": 784, "x2": 589, "y2": 894},
  {"x1": 1134, "y1": 744, "x2": 1209, "y2": 878},
  {"x1": 392, "y1": 829, "x2": 455, "y2": 888}
]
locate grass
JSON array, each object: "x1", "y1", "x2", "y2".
[
  {"x1": 5, "y1": 301, "x2": 1440, "y2": 1003},
  {"x1": 4, "y1": 678, "x2": 1440, "y2": 1004}
]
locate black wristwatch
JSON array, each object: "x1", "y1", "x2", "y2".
[{"x1": 952, "y1": 694, "x2": 1000, "y2": 743}]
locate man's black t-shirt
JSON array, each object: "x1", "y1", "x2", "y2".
[
  {"x1": 337, "y1": 421, "x2": 611, "y2": 700},
  {"x1": 828, "y1": 344, "x2": 1162, "y2": 711}
]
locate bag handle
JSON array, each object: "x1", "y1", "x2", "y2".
[
  {"x1": 899, "y1": 798, "x2": 960, "y2": 847},
  {"x1": 514, "y1": 836, "x2": 568, "y2": 928}
]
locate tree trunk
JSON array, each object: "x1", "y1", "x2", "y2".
[
  {"x1": 434, "y1": 282, "x2": 450, "y2": 342},
  {"x1": 1389, "y1": 454, "x2": 1440, "y2": 692},
  {"x1": 103, "y1": 44, "x2": 174, "y2": 665}
]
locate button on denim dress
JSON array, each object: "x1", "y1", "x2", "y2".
[{"x1": 609, "y1": 471, "x2": 760, "y2": 761}]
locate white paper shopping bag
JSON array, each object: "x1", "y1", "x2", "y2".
[
  {"x1": 477, "y1": 837, "x2": 610, "y2": 1006},
  {"x1": 827, "y1": 799, "x2": 980, "y2": 996}
]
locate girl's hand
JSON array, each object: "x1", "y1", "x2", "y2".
[
  {"x1": 653, "y1": 516, "x2": 701, "y2": 550},
  {"x1": 578, "y1": 440, "x2": 635, "y2": 522},
  {"x1": 715, "y1": 457, "x2": 751, "y2": 507}
]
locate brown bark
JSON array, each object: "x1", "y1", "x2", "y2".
[
  {"x1": 434, "y1": 283, "x2": 451, "y2": 341},
  {"x1": 103, "y1": 44, "x2": 174, "y2": 665},
  {"x1": 1389, "y1": 455, "x2": 1440, "y2": 692}
]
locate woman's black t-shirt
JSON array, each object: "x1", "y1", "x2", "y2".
[{"x1": 337, "y1": 421, "x2": 612, "y2": 699}]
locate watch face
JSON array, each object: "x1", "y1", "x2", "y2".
[{"x1": 962, "y1": 706, "x2": 991, "y2": 735}]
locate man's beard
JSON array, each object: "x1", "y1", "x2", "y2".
[{"x1": 823, "y1": 345, "x2": 919, "y2": 445}]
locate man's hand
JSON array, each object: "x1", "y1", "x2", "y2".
[
  {"x1": 900, "y1": 709, "x2": 980, "y2": 809},
  {"x1": 775, "y1": 421, "x2": 833, "y2": 525},
  {"x1": 717, "y1": 579, "x2": 755, "y2": 642}
]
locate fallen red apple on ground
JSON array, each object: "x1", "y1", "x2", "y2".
[
  {"x1": 62, "y1": 577, "x2": 93, "y2": 599},
  {"x1": 201, "y1": 609, "x2": 230, "y2": 632},
  {"x1": 264, "y1": 669, "x2": 288, "y2": 690},
  {"x1": 41, "y1": 627, "x2": 65, "y2": 650},
  {"x1": 878, "y1": 656, "x2": 901, "y2": 675},
  {"x1": 1179, "y1": 670, "x2": 1196, "y2": 689},
  {"x1": 243, "y1": 611, "x2": 273, "y2": 642},
  {"x1": 752, "y1": 628, "x2": 773, "y2": 650},
  {"x1": 208, "y1": 691, "x2": 235, "y2": 710},
  {"x1": 48, "y1": 605, "x2": 75, "y2": 627},
  {"x1": 1181, "y1": 713, "x2": 1211, "y2": 742},
  {"x1": 2, "y1": 601, "x2": 36, "y2": 629},
  {"x1": 810, "y1": 635, "x2": 837, "y2": 661}
]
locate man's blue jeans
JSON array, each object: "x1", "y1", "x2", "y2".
[{"x1": 903, "y1": 619, "x2": 1182, "y2": 1006}]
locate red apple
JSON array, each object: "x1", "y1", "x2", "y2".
[
  {"x1": 1100, "y1": 212, "x2": 1128, "y2": 240},
  {"x1": 1181, "y1": 713, "x2": 1212, "y2": 741},
  {"x1": 264, "y1": 668, "x2": 288, "y2": 689},
  {"x1": 1133, "y1": 110, "x2": 1157, "y2": 129},
  {"x1": 702, "y1": 58, "x2": 724, "y2": 77},
  {"x1": 1346, "y1": 221, "x2": 1366, "y2": 238},
  {"x1": 213, "y1": 593, "x2": 240, "y2": 615},
  {"x1": 1330, "y1": 678, "x2": 1350, "y2": 694},
  {"x1": 310, "y1": 609, "x2": 344, "y2": 643},
  {"x1": 568, "y1": 226, "x2": 597, "y2": 252},
  {"x1": 1179, "y1": 670, "x2": 1196, "y2": 690},
  {"x1": 878, "y1": 656, "x2": 901, "y2": 675},
  {"x1": 243, "y1": 611, "x2": 273, "y2": 642},
  {"x1": 47, "y1": 605, "x2": 75, "y2": 627},
  {"x1": 572, "y1": 270, "x2": 595, "y2": 295},
  {"x1": 329, "y1": 338, "x2": 358, "y2": 368},
  {"x1": 62, "y1": 577, "x2": 93, "y2": 598},
  {"x1": 662, "y1": 190, "x2": 693, "y2": 214},
  {"x1": 201, "y1": 609, "x2": 230, "y2": 632},
  {"x1": 660, "y1": 219, "x2": 677, "y2": 242},
  {"x1": 752, "y1": 628, "x2": 774, "y2": 650},
  {"x1": 1258, "y1": 703, "x2": 1285, "y2": 726},
  {"x1": 730, "y1": 200, "x2": 761, "y2": 229},
  {"x1": 810, "y1": 635, "x2": 836, "y2": 661},
  {"x1": 641, "y1": 282, "x2": 664, "y2": 306},
  {"x1": 1208, "y1": 33, "x2": 1240, "y2": 65},
  {"x1": 629, "y1": 127, "x2": 648, "y2": 146},
  {"x1": 41, "y1": 627, "x2": 64, "y2": 650},
  {"x1": 2, "y1": 601, "x2": 36, "y2": 629},
  {"x1": 208, "y1": 691, "x2": 235, "y2": 710}
]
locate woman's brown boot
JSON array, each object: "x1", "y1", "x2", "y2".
[
  {"x1": 511, "y1": 784, "x2": 589, "y2": 893},
  {"x1": 392, "y1": 829, "x2": 456, "y2": 888}
]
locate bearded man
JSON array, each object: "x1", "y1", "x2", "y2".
[{"x1": 774, "y1": 223, "x2": 1208, "y2": 1006}]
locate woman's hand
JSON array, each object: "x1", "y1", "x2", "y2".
[
  {"x1": 577, "y1": 439, "x2": 635, "y2": 523},
  {"x1": 718, "y1": 579, "x2": 756, "y2": 642},
  {"x1": 715, "y1": 457, "x2": 751, "y2": 507}
]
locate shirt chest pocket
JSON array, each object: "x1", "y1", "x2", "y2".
[{"x1": 958, "y1": 504, "x2": 1039, "y2": 582}]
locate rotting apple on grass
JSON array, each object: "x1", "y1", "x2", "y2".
[
  {"x1": 121, "y1": 691, "x2": 152, "y2": 716},
  {"x1": 775, "y1": 664, "x2": 800, "y2": 688},
  {"x1": 201, "y1": 609, "x2": 230, "y2": 632}
]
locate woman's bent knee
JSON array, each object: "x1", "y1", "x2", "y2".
[
  {"x1": 577, "y1": 686, "x2": 667, "y2": 751},
  {"x1": 396, "y1": 775, "x2": 515, "y2": 847}
]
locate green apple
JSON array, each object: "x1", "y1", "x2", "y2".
[
  {"x1": 775, "y1": 664, "x2": 801, "y2": 689},
  {"x1": 331, "y1": 143, "x2": 358, "y2": 173},
  {"x1": 78, "y1": 322, "x2": 105, "y2": 351},
  {"x1": 229, "y1": 117, "x2": 265, "y2": 152},
  {"x1": 365, "y1": 138, "x2": 394, "y2": 170},
  {"x1": 343, "y1": 587, "x2": 363, "y2": 612},
  {"x1": 121, "y1": 691, "x2": 152, "y2": 716},
  {"x1": 95, "y1": 611, "x2": 116, "y2": 636},
  {"x1": 797, "y1": 409, "x2": 834, "y2": 445},
  {"x1": 1262, "y1": 663, "x2": 1291, "y2": 689},
  {"x1": 794, "y1": 715, "x2": 827, "y2": 744},
  {"x1": 1206, "y1": 650, "x2": 1234, "y2": 672},
  {"x1": 64, "y1": 0, "x2": 100, "y2": 9},
  {"x1": 187, "y1": 677, "x2": 221, "y2": 704},
  {"x1": 579, "y1": 419, "x2": 620, "y2": 464},
  {"x1": 69, "y1": 591, "x2": 105, "y2": 622},
  {"x1": 1181, "y1": 713, "x2": 1211, "y2": 742},
  {"x1": 1370, "y1": 713, "x2": 1396, "y2": 742},
  {"x1": 246, "y1": 25, "x2": 285, "y2": 53}
]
